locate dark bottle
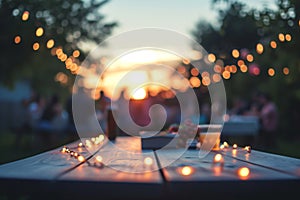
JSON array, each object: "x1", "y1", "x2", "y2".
[{"x1": 106, "y1": 108, "x2": 118, "y2": 141}]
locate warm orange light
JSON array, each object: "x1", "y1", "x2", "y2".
[
  {"x1": 73, "y1": 50, "x2": 80, "y2": 58},
  {"x1": 46, "y1": 39, "x2": 55, "y2": 49},
  {"x1": 240, "y1": 64, "x2": 248, "y2": 73},
  {"x1": 77, "y1": 155, "x2": 85, "y2": 162},
  {"x1": 212, "y1": 74, "x2": 221, "y2": 83},
  {"x1": 283, "y1": 67, "x2": 289, "y2": 75},
  {"x1": 233, "y1": 144, "x2": 238, "y2": 149},
  {"x1": 268, "y1": 68, "x2": 275, "y2": 77},
  {"x1": 180, "y1": 166, "x2": 193, "y2": 176},
  {"x1": 190, "y1": 68, "x2": 199, "y2": 76},
  {"x1": 246, "y1": 54, "x2": 254, "y2": 62},
  {"x1": 244, "y1": 146, "x2": 251, "y2": 153},
  {"x1": 232, "y1": 49, "x2": 239, "y2": 58},
  {"x1": 237, "y1": 60, "x2": 244, "y2": 67},
  {"x1": 144, "y1": 157, "x2": 153, "y2": 166},
  {"x1": 78, "y1": 142, "x2": 83, "y2": 147},
  {"x1": 35, "y1": 27, "x2": 44, "y2": 37},
  {"x1": 222, "y1": 71, "x2": 231, "y2": 79},
  {"x1": 56, "y1": 48, "x2": 63, "y2": 56},
  {"x1": 96, "y1": 155, "x2": 103, "y2": 162},
  {"x1": 132, "y1": 88, "x2": 147, "y2": 100},
  {"x1": 285, "y1": 34, "x2": 292, "y2": 42},
  {"x1": 214, "y1": 65, "x2": 222, "y2": 73},
  {"x1": 256, "y1": 43, "x2": 264, "y2": 54},
  {"x1": 61, "y1": 147, "x2": 67, "y2": 153},
  {"x1": 33, "y1": 42, "x2": 39, "y2": 51},
  {"x1": 223, "y1": 142, "x2": 229, "y2": 148},
  {"x1": 237, "y1": 167, "x2": 250, "y2": 179},
  {"x1": 22, "y1": 11, "x2": 29, "y2": 21},
  {"x1": 202, "y1": 76, "x2": 211, "y2": 86},
  {"x1": 14, "y1": 36, "x2": 21, "y2": 44},
  {"x1": 229, "y1": 65, "x2": 237, "y2": 73},
  {"x1": 208, "y1": 53, "x2": 216, "y2": 63},
  {"x1": 278, "y1": 33, "x2": 285, "y2": 42},
  {"x1": 270, "y1": 41, "x2": 277, "y2": 49},
  {"x1": 213, "y1": 154, "x2": 223, "y2": 163},
  {"x1": 190, "y1": 77, "x2": 201, "y2": 88}
]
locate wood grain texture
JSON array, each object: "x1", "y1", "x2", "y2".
[{"x1": 219, "y1": 147, "x2": 300, "y2": 177}]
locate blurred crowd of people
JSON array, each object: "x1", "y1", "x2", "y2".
[{"x1": 228, "y1": 91, "x2": 279, "y2": 148}]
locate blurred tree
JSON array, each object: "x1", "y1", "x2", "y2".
[
  {"x1": 192, "y1": 0, "x2": 300, "y2": 136},
  {"x1": 0, "y1": 0, "x2": 117, "y2": 98}
]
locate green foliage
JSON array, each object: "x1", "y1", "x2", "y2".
[
  {"x1": 192, "y1": 0, "x2": 300, "y2": 136},
  {"x1": 0, "y1": 0, "x2": 117, "y2": 95}
]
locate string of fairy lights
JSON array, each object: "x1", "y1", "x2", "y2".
[
  {"x1": 60, "y1": 136, "x2": 253, "y2": 179},
  {"x1": 13, "y1": 10, "x2": 82, "y2": 86}
]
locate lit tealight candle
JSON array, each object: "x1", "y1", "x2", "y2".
[
  {"x1": 233, "y1": 144, "x2": 238, "y2": 149},
  {"x1": 77, "y1": 155, "x2": 85, "y2": 162},
  {"x1": 237, "y1": 167, "x2": 250, "y2": 179},
  {"x1": 144, "y1": 157, "x2": 153, "y2": 166},
  {"x1": 180, "y1": 166, "x2": 194, "y2": 176}
]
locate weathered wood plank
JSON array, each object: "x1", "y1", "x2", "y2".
[
  {"x1": 57, "y1": 136, "x2": 163, "y2": 199},
  {"x1": 0, "y1": 140, "x2": 92, "y2": 180},
  {"x1": 219, "y1": 147, "x2": 300, "y2": 177},
  {"x1": 158, "y1": 149, "x2": 300, "y2": 198}
]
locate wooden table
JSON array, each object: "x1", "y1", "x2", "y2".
[{"x1": 0, "y1": 136, "x2": 299, "y2": 200}]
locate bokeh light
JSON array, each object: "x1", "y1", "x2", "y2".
[
  {"x1": 32, "y1": 42, "x2": 40, "y2": 51},
  {"x1": 46, "y1": 39, "x2": 55, "y2": 49},
  {"x1": 232, "y1": 49, "x2": 239, "y2": 58},
  {"x1": 14, "y1": 36, "x2": 21, "y2": 44},
  {"x1": 21, "y1": 11, "x2": 29, "y2": 21},
  {"x1": 268, "y1": 68, "x2": 275, "y2": 77},
  {"x1": 35, "y1": 27, "x2": 44, "y2": 37}
]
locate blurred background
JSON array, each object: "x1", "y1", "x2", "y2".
[{"x1": 0, "y1": 0, "x2": 300, "y2": 165}]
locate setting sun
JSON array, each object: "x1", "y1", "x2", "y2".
[{"x1": 132, "y1": 88, "x2": 147, "y2": 100}]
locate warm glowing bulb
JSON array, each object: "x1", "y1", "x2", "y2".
[
  {"x1": 222, "y1": 71, "x2": 231, "y2": 80},
  {"x1": 268, "y1": 68, "x2": 275, "y2": 77},
  {"x1": 208, "y1": 53, "x2": 216, "y2": 63},
  {"x1": 213, "y1": 154, "x2": 223, "y2": 163},
  {"x1": 244, "y1": 146, "x2": 251, "y2": 153},
  {"x1": 22, "y1": 11, "x2": 29, "y2": 21},
  {"x1": 98, "y1": 134, "x2": 105, "y2": 142},
  {"x1": 237, "y1": 167, "x2": 250, "y2": 178},
  {"x1": 144, "y1": 157, "x2": 153, "y2": 166},
  {"x1": 270, "y1": 41, "x2": 277, "y2": 49},
  {"x1": 77, "y1": 155, "x2": 85, "y2": 162},
  {"x1": 285, "y1": 34, "x2": 292, "y2": 42},
  {"x1": 180, "y1": 166, "x2": 193, "y2": 176},
  {"x1": 256, "y1": 43, "x2": 264, "y2": 54},
  {"x1": 190, "y1": 77, "x2": 201, "y2": 88},
  {"x1": 223, "y1": 142, "x2": 229, "y2": 148},
  {"x1": 61, "y1": 147, "x2": 67, "y2": 153},
  {"x1": 283, "y1": 67, "x2": 289, "y2": 75},
  {"x1": 246, "y1": 54, "x2": 254, "y2": 62},
  {"x1": 73, "y1": 50, "x2": 80, "y2": 58},
  {"x1": 14, "y1": 36, "x2": 21, "y2": 44},
  {"x1": 33, "y1": 42, "x2": 39, "y2": 51},
  {"x1": 96, "y1": 156, "x2": 103, "y2": 162},
  {"x1": 78, "y1": 142, "x2": 83, "y2": 147},
  {"x1": 47, "y1": 39, "x2": 55, "y2": 49},
  {"x1": 278, "y1": 33, "x2": 285, "y2": 42},
  {"x1": 232, "y1": 49, "x2": 239, "y2": 58},
  {"x1": 36, "y1": 27, "x2": 44, "y2": 37},
  {"x1": 233, "y1": 144, "x2": 238, "y2": 149}
]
